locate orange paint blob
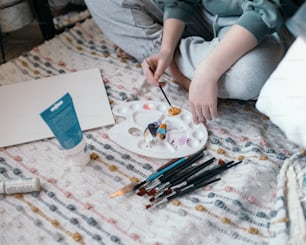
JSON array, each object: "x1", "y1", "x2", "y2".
[{"x1": 168, "y1": 106, "x2": 181, "y2": 116}]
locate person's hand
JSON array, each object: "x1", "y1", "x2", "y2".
[
  {"x1": 189, "y1": 64, "x2": 219, "y2": 124},
  {"x1": 141, "y1": 50, "x2": 173, "y2": 86},
  {"x1": 189, "y1": 24, "x2": 258, "y2": 124},
  {"x1": 142, "y1": 52, "x2": 191, "y2": 90}
]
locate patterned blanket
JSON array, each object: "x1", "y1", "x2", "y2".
[{"x1": 0, "y1": 18, "x2": 305, "y2": 245}]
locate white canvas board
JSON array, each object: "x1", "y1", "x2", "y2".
[{"x1": 0, "y1": 68, "x2": 115, "y2": 147}]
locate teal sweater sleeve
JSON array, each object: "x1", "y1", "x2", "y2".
[
  {"x1": 286, "y1": 2, "x2": 306, "y2": 39},
  {"x1": 238, "y1": 0, "x2": 299, "y2": 43},
  {"x1": 157, "y1": 0, "x2": 200, "y2": 22},
  {"x1": 157, "y1": 0, "x2": 301, "y2": 43}
]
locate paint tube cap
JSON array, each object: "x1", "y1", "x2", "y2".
[{"x1": 65, "y1": 138, "x2": 90, "y2": 166}]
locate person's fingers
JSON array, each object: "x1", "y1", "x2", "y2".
[
  {"x1": 159, "y1": 81, "x2": 167, "y2": 87},
  {"x1": 209, "y1": 104, "x2": 218, "y2": 119},
  {"x1": 201, "y1": 106, "x2": 211, "y2": 121},
  {"x1": 154, "y1": 64, "x2": 164, "y2": 82},
  {"x1": 190, "y1": 103, "x2": 199, "y2": 124},
  {"x1": 191, "y1": 103, "x2": 208, "y2": 124},
  {"x1": 141, "y1": 61, "x2": 159, "y2": 86}
]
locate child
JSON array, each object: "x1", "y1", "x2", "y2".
[{"x1": 85, "y1": 0, "x2": 301, "y2": 123}]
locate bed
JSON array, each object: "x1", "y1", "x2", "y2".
[{"x1": 0, "y1": 17, "x2": 305, "y2": 245}]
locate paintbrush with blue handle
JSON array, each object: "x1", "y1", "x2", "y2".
[
  {"x1": 136, "y1": 150, "x2": 205, "y2": 195},
  {"x1": 148, "y1": 160, "x2": 242, "y2": 206},
  {"x1": 109, "y1": 148, "x2": 205, "y2": 198},
  {"x1": 146, "y1": 157, "x2": 215, "y2": 197}
]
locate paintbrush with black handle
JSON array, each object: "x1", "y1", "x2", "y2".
[
  {"x1": 110, "y1": 148, "x2": 205, "y2": 198},
  {"x1": 138, "y1": 150, "x2": 205, "y2": 195},
  {"x1": 147, "y1": 177, "x2": 221, "y2": 209},
  {"x1": 147, "y1": 157, "x2": 215, "y2": 197},
  {"x1": 143, "y1": 56, "x2": 173, "y2": 107},
  {"x1": 150, "y1": 160, "x2": 241, "y2": 202},
  {"x1": 170, "y1": 160, "x2": 241, "y2": 192}
]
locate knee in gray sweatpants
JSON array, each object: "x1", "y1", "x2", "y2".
[
  {"x1": 218, "y1": 36, "x2": 285, "y2": 100},
  {"x1": 176, "y1": 35, "x2": 285, "y2": 100},
  {"x1": 86, "y1": 0, "x2": 286, "y2": 100},
  {"x1": 85, "y1": 0, "x2": 163, "y2": 61}
]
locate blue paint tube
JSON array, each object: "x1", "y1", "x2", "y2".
[{"x1": 40, "y1": 93, "x2": 90, "y2": 166}]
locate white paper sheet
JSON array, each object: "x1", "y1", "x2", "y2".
[{"x1": 0, "y1": 68, "x2": 115, "y2": 147}]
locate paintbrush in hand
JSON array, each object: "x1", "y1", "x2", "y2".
[{"x1": 143, "y1": 56, "x2": 173, "y2": 107}]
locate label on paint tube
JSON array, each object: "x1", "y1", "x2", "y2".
[{"x1": 40, "y1": 93, "x2": 90, "y2": 166}]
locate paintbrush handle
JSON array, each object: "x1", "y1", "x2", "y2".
[
  {"x1": 144, "y1": 56, "x2": 172, "y2": 107},
  {"x1": 158, "y1": 147, "x2": 205, "y2": 173},
  {"x1": 149, "y1": 157, "x2": 214, "y2": 199},
  {"x1": 167, "y1": 157, "x2": 215, "y2": 186},
  {"x1": 132, "y1": 180, "x2": 146, "y2": 191},
  {"x1": 157, "y1": 158, "x2": 180, "y2": 171},
  {"x1": 146, "y1": 156, "x2": 188, "y2": 182},
  {"x1": 186, "y1": 160, "x2": 241, "y2": 187},
  {"x1": 159, "y1": 85, "x2": 172, "y2": 107},
  {"x1": 169, "y1": 160, "x2": 239, "y2": 191},
  {"x1": 166, "y1": 178, "x2": 221, "y2": 202},
  {"x1": 133, "y1": 157, "x2": 181, "y2": 191},
  {"x1": 134, "y1": 149, "x2": 205, "y2": 191},
  {"x1": 158, "y1": 151, "x2": 204, "y2": 183},
  {"x1": 150, "y1": 161, "x2": 242, "y2": 208}
]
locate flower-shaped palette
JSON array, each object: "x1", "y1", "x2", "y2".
[{"x1": 109, "y1": 101, "x2": 208, "y2": 159}]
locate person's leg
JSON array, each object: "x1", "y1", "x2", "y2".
[
  {"x1": 175, "y1": 36, "x2": 219, "y2": 80},
  {"x1": 175, "y1": 11, "x2": 286, "y2": 99},
  {"x1": 70, "y1": 0, "x2": 86, "y2": 5},
  {"x1": 49, "y1": 0, "x2": 85, "y2": 9},
  {"x1": 48, "y1": 0, "x2": 71, "y2": 11},
  {"x1": 176, "y1": 33, "x2": 285, "y2": 99},
  {"x1": 84, "y1": 0, "x2": 163, "y2": 61},
  {"x1": 217, "y1": 34, "x2": 285, "y2": 100}
]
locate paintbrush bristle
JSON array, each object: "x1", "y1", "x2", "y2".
[
  {"x1": 109, "y1": 182, "x2": 137, "y2": 198},
  {"x1": 136, "y1": 187, "x2": 147, "y2": 196}
]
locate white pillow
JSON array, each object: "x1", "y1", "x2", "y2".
[{"x1": 256, "y1": 37, "x2": 306, "y2": 149}]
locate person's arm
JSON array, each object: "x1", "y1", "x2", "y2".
[
  {"x1": 155, "y1": 18, "x2": 185, "y2": 80},
  {"x1": 142, "y1": 18, "x2": 185, "y2": 85},
  {"x1": 142, "y1": 0, "x2": 198, "y2": 86},
  {"x1": 189, "y1": 0, "x2": 301, "y2": 124},
  {"x1": 189, "y1": 24, "x2": 257, "y2": 124}
]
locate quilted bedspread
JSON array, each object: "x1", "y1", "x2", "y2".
[{"x1": 0, "y1": 18, "x2": 305, "y2": 245}]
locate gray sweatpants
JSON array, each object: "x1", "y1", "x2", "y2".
[
  {"x1": 48, "y1": 0, "x2": 85, "y2": 10},
  {"x1": 85, "y1": 0, "x2": 285, "y2": 100}
]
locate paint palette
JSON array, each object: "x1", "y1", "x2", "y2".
[{"x1": 109, "y1": 101, "x2": 208, "y2": 159}]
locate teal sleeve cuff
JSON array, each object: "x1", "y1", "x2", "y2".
[
  {"x1": 286, "y1": 3, "x2": 306, "y2": 40},
  {"x1": 163, "y1": 4, "x2": 194, "y2": 22},
  {"x1": 237, "y1": 11, "x2": 274, "y2": 44}
]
